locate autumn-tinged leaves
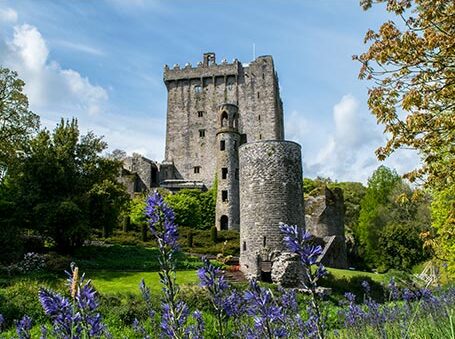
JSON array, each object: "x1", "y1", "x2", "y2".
[{"x1": 355, "y1": 0, "x2": 454, "y2": 188}]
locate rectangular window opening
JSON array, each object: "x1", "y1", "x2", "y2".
[
  {"x1": 240, "y1": 134, "x2": 247, "y2": 145},
  {"x1": 243, "y1": 241, "x2": 247, "y2": 251},
  {"x1": 263, "y1": 236, "x2": 267, "y2": 247},
  {"x1": 199, "y1": 129, "x2": 206, "y2": 138},
  {"x1": 222, "y1": 190, "x2": 228, "y2": 202},
  {"x1": 197, "y1": 111, "x2": 204, "y2": 118},
  {"x1": 235, "y1": 168, "x2": 239, "y2": 180},
  {"x1": 220, "y1": 140, "x2": 225, "y2": 151},
  {"x1": 194, "y1": 166, "x2": 200, "y2": 174},
  {"x1": 222, "y1": 168, "x2": 228, "y2": 179}
]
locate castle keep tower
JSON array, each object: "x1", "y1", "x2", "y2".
[
  {"x1": 161, "y1": 52, "x2": 284, "y2": 190},
  {"x1": 215, "y1": 104, "x2": 240, "y2": 231},
  {"x1": 239, "y1": 141, "x2": 305, "y2": 280}
]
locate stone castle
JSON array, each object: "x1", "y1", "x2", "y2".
[{"x1": 121, "y1": 53, "x2": 347, "y2": 282}]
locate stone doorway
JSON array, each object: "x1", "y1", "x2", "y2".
[{"x1": 220, "y1": 215, "x2": 228, "y2": 230}]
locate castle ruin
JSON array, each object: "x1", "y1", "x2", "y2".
[{"x1": 120, "y1": 53, "x2": 347, "y2": 283}]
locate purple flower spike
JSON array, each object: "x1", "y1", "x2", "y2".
[
  {"x1": 361, "y1": 280, "x2": 370, "y2": 294},
  {"x1": 0, "y1": 314, "x2": 4, "y2": 332},
  {"x1": 145, "y1": 192, "x2": 179, "y2": 250},
  {"x1": 16, "y1": 315, "x2": 32, "y2": 339}
]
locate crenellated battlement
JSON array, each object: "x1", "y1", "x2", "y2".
[{"x1": 163, "y1": 52, "x2": 242, "y2": 82}]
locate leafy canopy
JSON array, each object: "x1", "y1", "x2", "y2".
[
  {"x1": 10, "y1": 118, "x2": 127, "y2": 251},
  {"x1": 0, "y1": 67, "x2": 39, "y2": 176},
  {"x1": 356, "y1": 0, "x2": 455, "y2": 188},
  {"x1": 357, "y1": 166, "x2": 429, "y2": 270}
]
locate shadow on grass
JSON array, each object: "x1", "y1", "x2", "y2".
[{"x1": 72, "y1": 245, "x2": 202, "y2": 271}]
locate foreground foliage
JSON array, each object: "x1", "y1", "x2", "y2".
[{"x1": 1, "y1": 193, "x2": 454, "y2": 338}]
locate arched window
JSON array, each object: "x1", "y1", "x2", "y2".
[
  {"x1": 220, "y1": 215, "x2": 229, "y2": 230},
  {"x1": 220, "y1": 111, "x2": 228, "y2": 127}
]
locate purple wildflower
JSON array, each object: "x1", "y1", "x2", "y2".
[
  {"x1": 279, "y1": 224, "x2": 327, "y2": 338},
  {"x1": 222, "y1": 289, "x2": 246, "y2": 318},
  {"x1": 39, "y1": 288, "x2": 74, "y2": 336},
  {"x1": 132, "y1": 318, "x2": 150, "y2": 339},
  {"x1": 145, "y1": 192, "x2": 178, "y2": 250},
  {"x1": 279, "y1": 223, "x2": 327, "y2": 284},
  {"x1": 403, "y1": 288, "x2": 416, "y2": 302},
  {"x1": 40, "y1": 325, "x2": 48, "y2": 339},
  {"x1": 198, "y1": 257, "x2": 230, "y2": 336},
  {"x1": 16, "y1": 315, "x2": 32, "y2": 339},
  {"x1": 184, "y1": 311, "x2": 204, "y2": 339},
  {"x1": 278, "y1": 287, "x2": 298, "y2": 313},
  {"x1": 387, "y1": 277, "x2": 400, "y2": 301},
  {"x1": 144, "y1": 192, "x2": 199, "y2": 338},
  {"x1": 39, "y1": 264, "x2": 107, "y2": 338},
  {"x1": 140, "y1": 279, "x2": 156, "y2": 319},
  {"x1": 302, "y1": 305, "x2": 319, "y2": 338},
  {"x1": 244, "y1": 279, "x2": 287, "y2": 338},
  {"x1": 0, "y1": 314, "x2": 4, "y2": 332},
  {"x1": 341, "y1": 292, "x2": 366, "y2": 327},
  {"x1": 361, "y1": 280, "x2": 370, "y2": 294}
]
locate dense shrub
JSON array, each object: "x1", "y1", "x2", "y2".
[
  {"x1": 164, "y1": 188, "x2": 216, "y2": 230},
  {"x1": 99, "y1": 293, "x2": 149, "y2": 326},
  {"x1": 0, "y1": 280, "x2": 46, "y2": 327},
  {"x1": 378, "y1": 222, "x2": 426, "y2": 272}
]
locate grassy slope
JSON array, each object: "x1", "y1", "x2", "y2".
[
  {"x1": 88, "y1": 270, "x2": 198, "y2": 295},
  {"x1": 328, "y1": 267, "x2": 388, "y2": 282}
]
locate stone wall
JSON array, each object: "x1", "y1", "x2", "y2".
[
  {"x1": 305, "y1": 187, "x2": 348, "y2": 268},
  {"x1": 121, "y1": 154, "x2": 159, "y2": 196},
  {"x1": 163, "y1": 53, "x2": 284, "y2": 188},
  {"x1": 239, "y1": 140, "x2": 304, "y2": 279}
]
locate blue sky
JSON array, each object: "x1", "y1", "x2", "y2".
[{"x1": 0, "y1": 0, "x2": 420, "y2": 183}]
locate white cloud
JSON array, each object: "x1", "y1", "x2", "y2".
[
  {"x1": 8, "y1": 24, "x2": 48, "y2": 71},
  {"x1": 0, "y1": 19, "x2": 166, "y2": 161},
  {"x1": 2, "y1": 23, "x2": 108, "y2": 116},
  {"x1": 0, "y1": 7, "x2": 17, "y2": 23},
  {"x1": 294, "y1": 94, "x2": 421, "y2": 183}
]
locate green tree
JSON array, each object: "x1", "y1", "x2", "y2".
[
  {"x1": 357, "y1": 0, "x2": 454, "y2": 276},
  {"x1": 165, "y1": 189, "x2": 203, "y2": 229},
  {"x1": 163, "y1": 188, "x2": 215, "y2": 230},
  {"x1": 358, "y1": 166, "x2": 404, "y2": 268},
  {"x1": 11, "y1": 118, "x2": 127, "y2": 252},
  {"x1": 88, "y1": 179, "x2": 129, "y2": 238},
  {"x1": 378, "y1": 222, "x2": 426, "y2": 271},
  {"x1": 0, "y1": 67, "x2": 39, "y2": 178},
  {"x1": 430, "y1": 185, "x2": 455, "y2": 277},
  {"x1": 356, "y1": 0, "x2": 455, "y2": 188},
  {"x1": 129, "y1": 195, "x2": 147, "y2": 227}
]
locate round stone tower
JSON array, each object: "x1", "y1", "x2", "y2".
[
  {"x1": 215, "y1": 104, "x2": 240, "y2": 231},
  {"x1": 239, "y1": 140, "x2": 304, "y2": 279}
]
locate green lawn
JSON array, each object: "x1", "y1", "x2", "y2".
[
  {"x1": 88, "y1": 270, "x2": 199, "y2": 295},
  {"x1": 328, "y1": 267, "x2": 387, "y2": 283}
]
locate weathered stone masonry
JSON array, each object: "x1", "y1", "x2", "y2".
[
  {"x1": 161, "y1": 53, "x2": 284, "y2": 189},
  {"x1": 239, "y1": 141, "x2": 305, "y2": 279}
]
